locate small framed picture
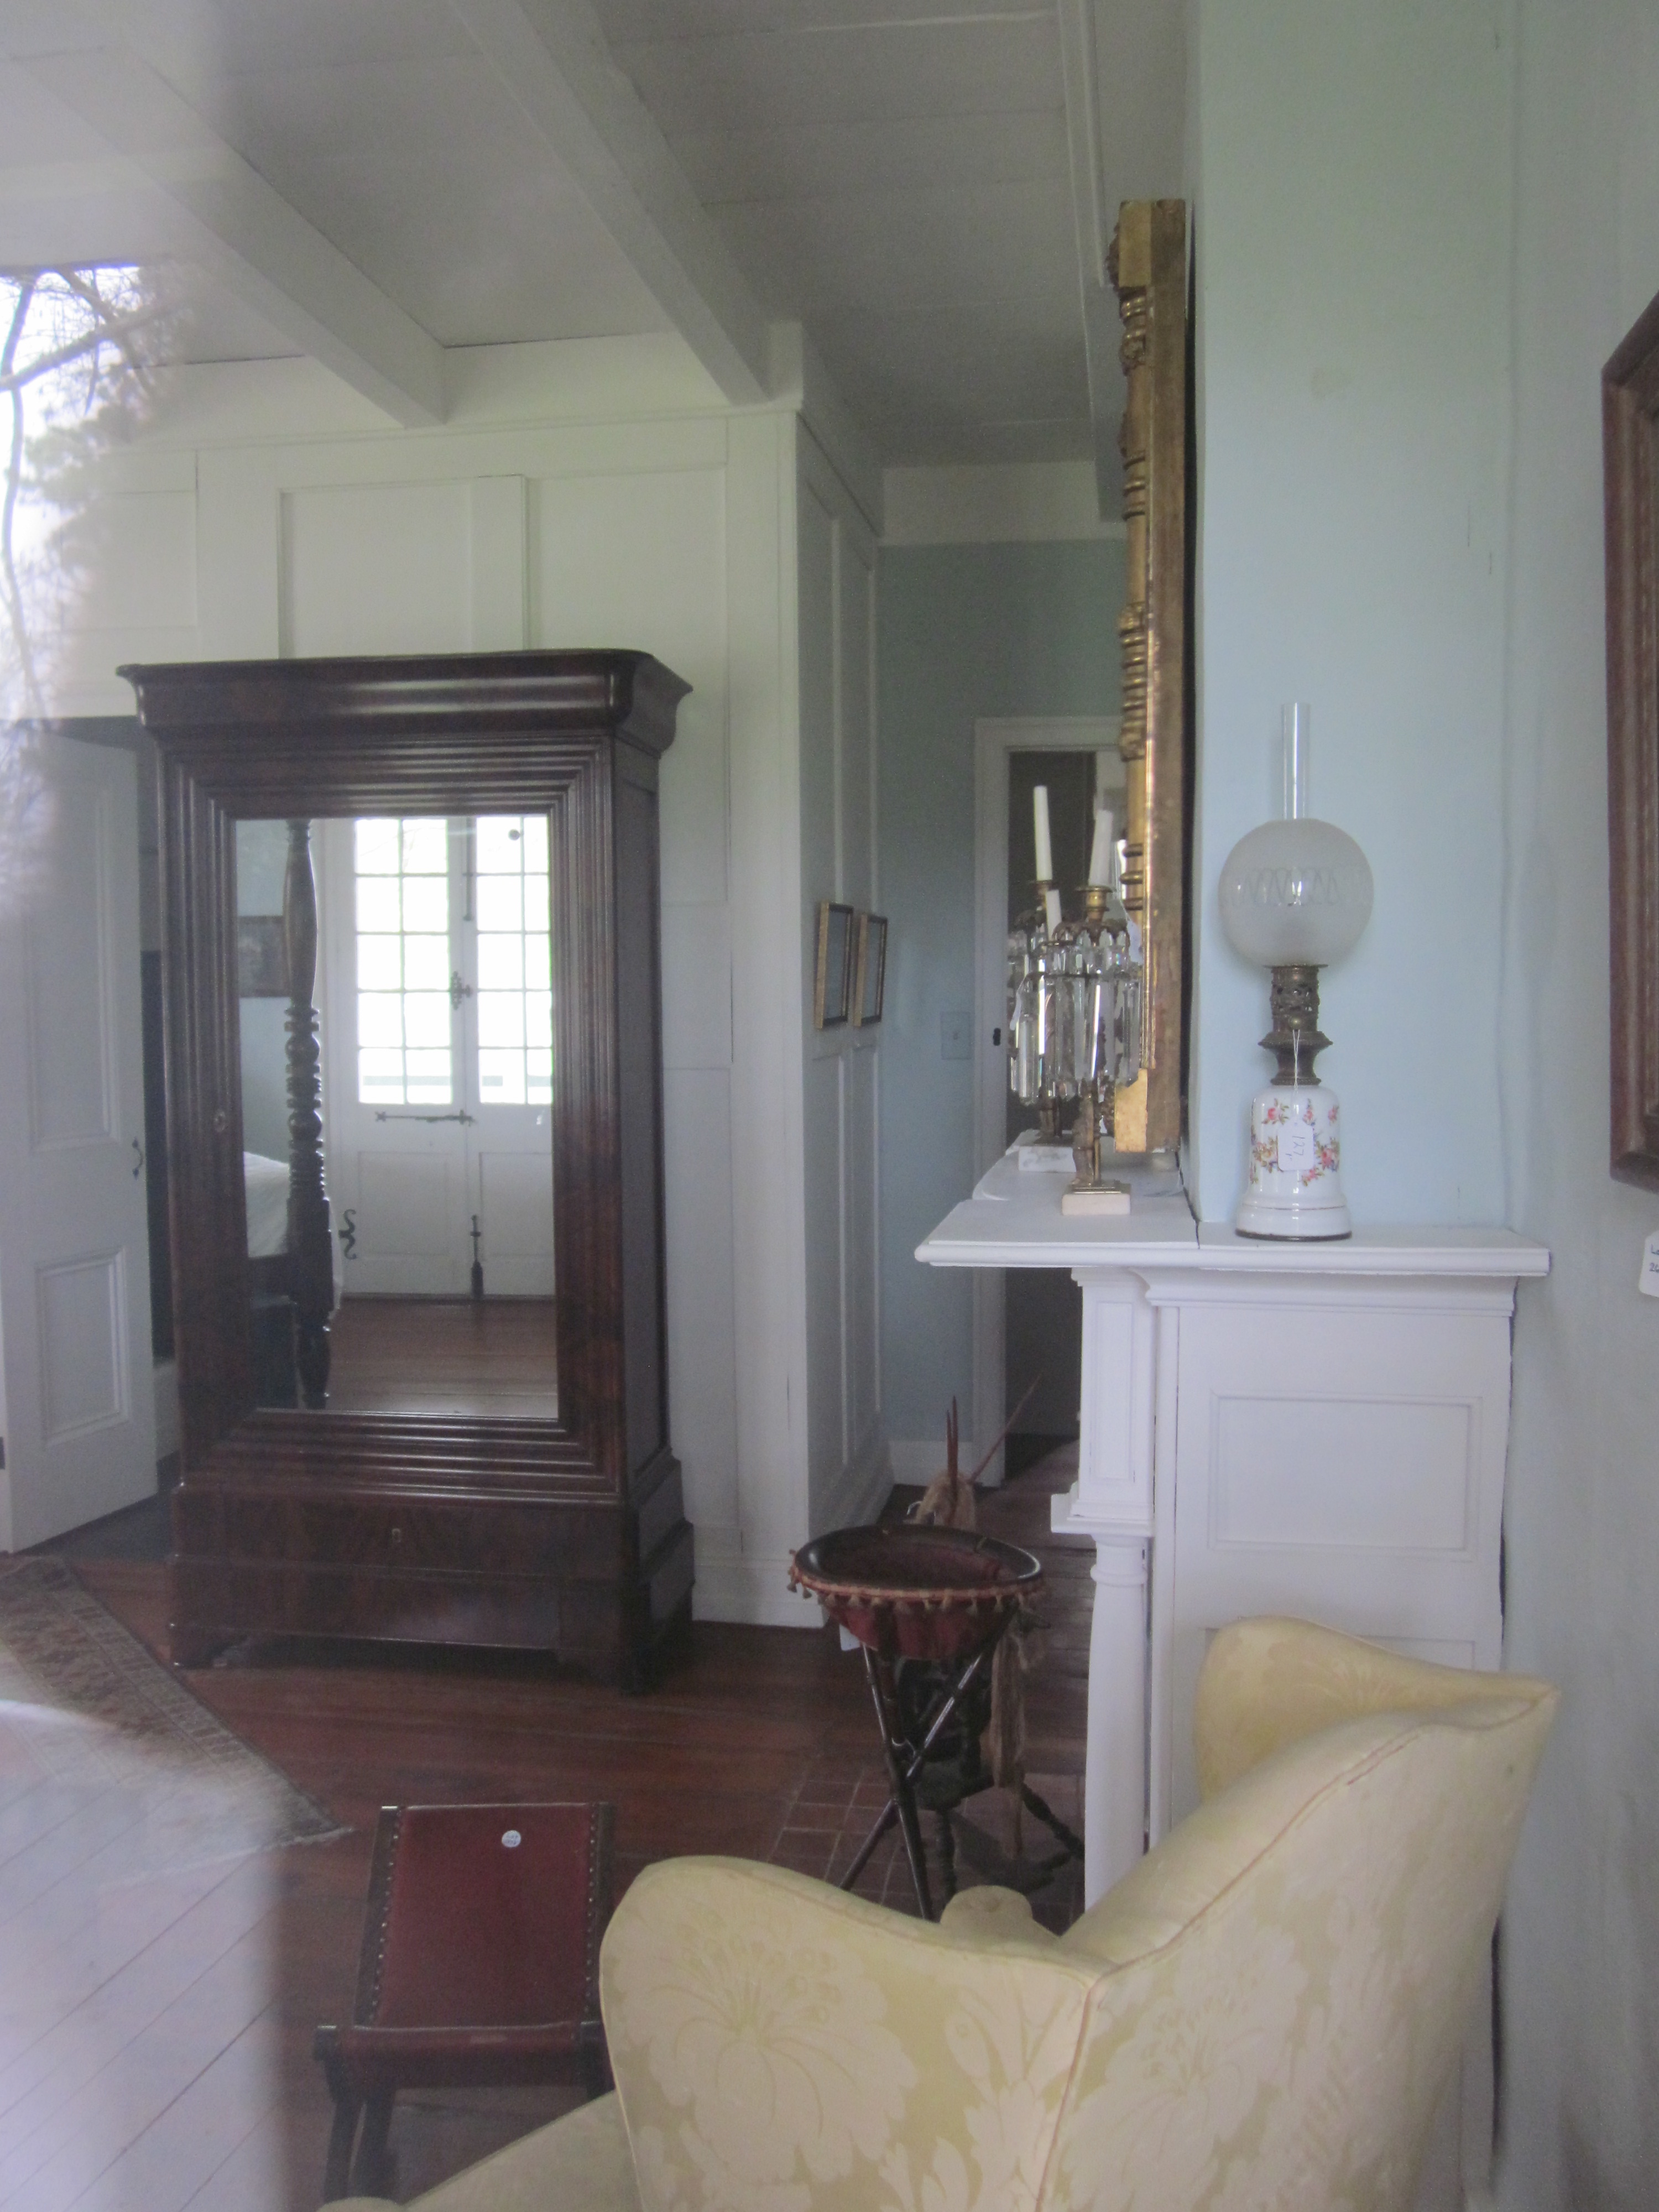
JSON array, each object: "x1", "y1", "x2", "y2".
[
  {"x1": 852, "y1": 913, "x2": 888, "y2": 1026},
  {"x1": 814, "y1": 901, "x2": 855, "y2": 1028}
]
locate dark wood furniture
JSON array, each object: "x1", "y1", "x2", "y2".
[
  {"x1": 314, "y1": 1799, "x2": 614, "y2": 2200},
  {"x1": 1604, "y1": 283, "x2": 1659, "y2": 1191},
  {"x1": 119, "y1": 650, "x2": 693, "y2": 1684}
]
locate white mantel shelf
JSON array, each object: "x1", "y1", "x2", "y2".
[{"x1": 915, "y1": 1151, "x2": 1549, "y2": 1280}]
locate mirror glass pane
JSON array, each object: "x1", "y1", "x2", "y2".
[{"x1": 234, "y1": 813, "x2": 557, "y2": 1422}]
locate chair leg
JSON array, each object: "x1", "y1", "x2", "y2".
[
  {"x1": 350, "y1": 2089, "x2": 397, "y2": 2198},
  {"x1": 321, "y1": 2089, "x2": 362, "y2": 2203}
]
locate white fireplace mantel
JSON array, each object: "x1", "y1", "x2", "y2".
[{"x1": 917, "y1": 1150, "x2": 1550, "y2": 1908}]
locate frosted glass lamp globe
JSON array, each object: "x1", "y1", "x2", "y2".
[{"x1": 1217, "y1": 818, "x2": 1374, "y2": 968}]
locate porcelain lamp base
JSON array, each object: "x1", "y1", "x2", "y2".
[{"x1": 1235, "y1": 1082, "x2": 1352, "y2": 1241}]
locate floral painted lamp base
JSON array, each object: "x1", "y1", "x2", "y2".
[{"x1": 1237, "y1": 1083, "x2": 1351, "y2": 1240}]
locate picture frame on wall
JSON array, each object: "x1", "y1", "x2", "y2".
[
  {"x1": 814, "y1": 901, "x2": 855, "y2": 1028},
  {"x1": 852, "y1": 912, "x2": 888, "y2": 1027}
]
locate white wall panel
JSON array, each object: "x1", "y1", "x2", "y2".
[
  {"x1": 533, "y1": 467, "x2": 728, "y2": 906},
  {"x1": 663, "y1": 1066, "x2": 738, "y2": 1539},
  {"x1": 64, "y1": 491, "x2": 197, "y2": 634},
  {"x1": 283, "y1": 481, "x2": 473, "y2": 656},
  {"x1": 661, "y1": 902, "x2": 732, "y2": 1072}
]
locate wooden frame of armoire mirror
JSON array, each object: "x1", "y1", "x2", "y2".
[{"x1": 120, "y1": 650, "x2": 694, "y2": 1688}]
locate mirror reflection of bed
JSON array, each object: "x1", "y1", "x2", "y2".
[{"x1": 236, "y1": 813, "x2": 558, "y2": 1422}]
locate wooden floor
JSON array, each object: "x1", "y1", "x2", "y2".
[
  {"x1": 2, "y1": 1451, "x2": 1088, "y2": 2211},
  {"x1": 324, "y1": 1298, "x2": 558, "y2": 1420}
]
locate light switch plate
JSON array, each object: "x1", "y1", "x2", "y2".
[{"x1": 1640, "y1": 1230, "x2": 1659, "y2": 1298}]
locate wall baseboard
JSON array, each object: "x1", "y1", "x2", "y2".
[
  {"x1": 691, "y1": 1552, "x2": 824, "y2": 1629},
  {"x1": 815, "y1": 1425, "x2": 894, "y2": 1536}
]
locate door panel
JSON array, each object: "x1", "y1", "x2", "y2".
[{"x1": 0, "y1": 734, "x2": 156, "y2": 1548}]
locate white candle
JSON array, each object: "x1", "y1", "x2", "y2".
[
  {"x1": 1032, "y1": 784, "x2": 1053, "y2": 882},
  {"x1": 1088, "y1": 805, "x2": 1115, "y2": 886},
  {"x1": 1044, "y1": 886, "x2": 1062, "y2": 935}
]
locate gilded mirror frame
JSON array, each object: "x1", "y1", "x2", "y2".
[
  {"x1": 1109, "y1": 199, "x2": 1191, "y2": 1155},
  {"x1": 1604, "y1": 283, "x2": 1659, "y2": 1190}
]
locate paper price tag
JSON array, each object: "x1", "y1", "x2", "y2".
[
  {"x1": 1640, "y1": 1230, "x2": 1659, "y2": 1300},
  {"x1": 1276, "y1": 1120, "x2": 1318, "y2": 1173}
]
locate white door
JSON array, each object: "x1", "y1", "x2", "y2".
[
  {"x1": 0, "y1": 732, "x2": 157, "y2": 1549},
  {"x1": 321, "y1": 815, "x2": 555, "y2": 1297}
]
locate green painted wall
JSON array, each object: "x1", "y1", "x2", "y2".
[{"x1": 876, "y1": 538, "x2": 1125, "y2": 1448}]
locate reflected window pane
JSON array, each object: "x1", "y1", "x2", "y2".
[
  {"x1": 403, "y1": 934, "x2": 450, "y2": 991},
  {"x1": 473, "y1": 815, "x2": 556, "y2": 1112},
  {"x1": 358, "y1": 992, "x2": 405, "y2": 1047},
  {"x1": 401, "y1": 819, "x2": 447, "y2": 874},
  {"x1": 359, "y1": 1047, "x2": 404, "y2": 1092},
  {"x1": 476, "y1": 877, "x2": 523, "y2": 933},
  {"x1": 477, "y1": 992, "x2": 524, "y2": 1048},
  {"x1": 356, "y1": 878, "x2": 401, "y2": 934},
  {"x1": 475, "y1": 816, "x2": 523, "y2": 873},
  {"x1": 405, "y1": 1050, "x2": 451, "y2": 1103},
  {"x1": 478, "y1": 1049, "x2": 526, "y2": 1103},
  {"x1": 476, "y1": 935, "x2": 523, "y2": 990},
  {"x1": 355, "y1": 819, "x2": 400, "y2": 874},
  {"x1": 357, "y1": 935, "x2": 401, "y2": 990},
  {"x1": 401, "y1": 876, "x2": 448, "y2": 933},
  {"x1": 403, "y1": 993, "x2": 451, "y2": 1048},
  {"x1": 354, "y1": 817, "x2": 454, "y2": 1106}
]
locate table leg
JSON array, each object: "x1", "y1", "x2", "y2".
[
  {"x1": 864, "y1": 1649, "x2": 935, "y2": 1919},
  {"x1": 351, "y1": 2089, "x2": 396, "y2": 2197}
]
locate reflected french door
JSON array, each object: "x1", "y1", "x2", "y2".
[{"x1": 320, "y1": 815, "x2": 555, "y2": 1297}]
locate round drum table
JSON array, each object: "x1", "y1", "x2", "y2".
[{"x1": 789, "y1": 1524, "x2": 1045, "y2": 1919}]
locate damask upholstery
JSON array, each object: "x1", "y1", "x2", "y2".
[{"x1": 335, "y1": 1616, "x2": 1554, "y2": 2212}]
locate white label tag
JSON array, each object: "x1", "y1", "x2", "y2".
[
  {"x1": 1276, "y1": 1120, "x2": 1318, "y2": 1172},
  {"x1": 1640, "y1": 1230, "x2": 1659, "y2": 1299}
]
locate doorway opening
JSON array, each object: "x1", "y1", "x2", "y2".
[{"x1": 972, "y1": 718, "x2": 1123, "y2": 1485}]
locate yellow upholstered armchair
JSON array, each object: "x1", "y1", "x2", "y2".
[{"x1": 337, "y1": 1617, "x2": 1555, "y2": 2212}]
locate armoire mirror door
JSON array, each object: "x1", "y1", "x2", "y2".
[{"x1": 121, "y1": 650, "x2": 692, "y2": 1689}]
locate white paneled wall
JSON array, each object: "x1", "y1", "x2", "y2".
[
  {"x1": 796, "y1": 430, "x2": 885, "y2": 1538},
  {"x1": 45, "y1": 357, "x2": 879, "y2": 1626}
]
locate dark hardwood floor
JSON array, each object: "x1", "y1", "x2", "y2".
[
  {"x1": 3, "y1": 1451, "x2": 1088, "y2": 2211},
  {"x1": 323, "y1": 1298, "x2": 559, "y2": 1420}
]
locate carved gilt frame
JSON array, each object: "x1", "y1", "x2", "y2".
[
  {"x1": 1110, "y1": 199, "x2": 1190, "y2": 1155},
  {"x1": 1604, "y1": 284, "x2": 1659, "y2": 1189}
]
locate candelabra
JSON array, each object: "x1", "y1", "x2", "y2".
[{"x1": 1006, "y1": 784, "x2": 1144, "y2": 1214}]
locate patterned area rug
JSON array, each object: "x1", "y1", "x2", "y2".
[{"x1": 0, "y1": 1555, "x2": 343, "y2": 1869}]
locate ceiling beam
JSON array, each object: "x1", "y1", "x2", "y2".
[
  {"x1": 1057, "y1": 0, "x2": 1120, "y2": 517},
  {"x1": 17, "y1": 41, "x2": 444, "y2": 427},
  {"x1": 448, "y1": 0, "x2": 774, "y2": 406}
]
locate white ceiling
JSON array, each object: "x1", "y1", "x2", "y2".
[{"x1": 0, "y1": 0, "x2": 1185, "y2": 487}]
